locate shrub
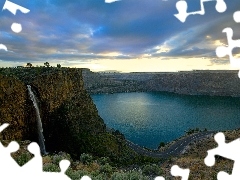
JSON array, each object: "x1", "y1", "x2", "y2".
[
  {"x1": 89, "y1": 170, "x2": 100, "y2": 177},
  {"x1": 99, "y1": 163, "x2": 113, "y2": 175},
  {"x1": 128, "y1": 171, "x2": 148, "y2": 180},
  {"x1": 80, "y1": 153, "x2": 93, "y2": 165},
  {"x1": 66, "y1": 169, "x2": 90, "y2": 180},
  {"x1": 111, "y1": 172, "x2": 126, "y2": 180},
  {"x1": 42, "y1": 155, "x2": 52, "y2": 164},
  {"x1": 97, "y1": 157, "x2": 111, "y2": 165},
  {"x1": 91, "y1": 173, "x2": 108, "y2": 180},
  {"x1": 158, "y1": 142, "x2": 165, "y2": 149},
  {"x1": 185, "y1": 128, "x2": 201, "y2": 135},
  {"x1": 142, "y1": 164, "x2": 162, "y2": 176},
  {"x1": 111, "y1": 171, "x2": 148, "y2": 180},
  {"x1": 52, "y1": 155, "x2": 63, "y2": 165},
  {"x1": 16, "y1": 152, "x2": 32, "y2": 166},
  {"x1": 51, "y1": 152, "x2": 71, "y2": 165},
  {"x1": 43, "y1": 163, "x2": 60, "y2": 172}
]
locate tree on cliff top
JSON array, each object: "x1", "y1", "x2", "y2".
[
  {"x1": 26, "y1": 63, "x2": 33, "y2": 68},
  {"x1": 44, "y1": 62, "x2": 50, "y2": 67}
]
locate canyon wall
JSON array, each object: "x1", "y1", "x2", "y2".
[
  {"x1": 0, "y1": 68, "x2": 133, "y2": 161},
  {"x1": 0, "y1": 74, "x2": 28, "y2": 140},
  {"x1": 83, "y1": 70, "x2": 240, "y2": 97},
  {"x1": 145, "y1": 71, "x2": 240, "y2": 96}
]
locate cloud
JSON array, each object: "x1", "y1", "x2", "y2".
[{"x1": 0, "y1": 0, "x2": 239, "y2": 71}]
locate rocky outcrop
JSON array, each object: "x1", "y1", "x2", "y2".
[{"x1": 0, "y1": 68, "x2": 134, "y2": 161}]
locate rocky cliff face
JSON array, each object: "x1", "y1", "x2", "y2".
[
  {"x1": 146, "y1": 71, "x2": 240, "y2": 96},
  {"x1": 0, "y1": 74, "x2": 28, "y2": 140},
  {"x1": 83, "y1": 70, "x2": 240, "y2": 97},
  {"x1": 0, "y1": 68, "x2": 133, "y2": 161},
  {"x1": 82, "y1": 69, "x2": 146, "y2": 94}
]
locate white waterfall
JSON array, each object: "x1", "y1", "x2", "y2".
[{"x1": 27, "y1": 85, "x2": 47, "y2": 155}]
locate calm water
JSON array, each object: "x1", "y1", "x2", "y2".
[{"x1": 91, "y1": 92, "x2": 240, "y2": 149}]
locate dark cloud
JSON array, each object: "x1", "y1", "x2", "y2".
[{"x1": 0, "y1": 0, "x2": 239, "y2": 66}]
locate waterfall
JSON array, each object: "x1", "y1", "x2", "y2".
[{"x1": 27, "y1": 85, "x2": 47, "y2": 155}]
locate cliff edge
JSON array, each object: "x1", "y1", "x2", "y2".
[
  {"x1": 0, "y1": 68, "x2": 135, "y2": 162},
  {"x1": 83, "y1": 70, "x2": 240, "y2": 97}
]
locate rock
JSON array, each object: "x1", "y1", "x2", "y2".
[
  {"x1": 0, "y1": 68, "x2": 134, "y2": 161},
  {"x1": 82, "y1": 70, "x2": 240, "y2": 97},
  {"x1": 0, "y1": 74, "x2": 28, "y2": 140}
]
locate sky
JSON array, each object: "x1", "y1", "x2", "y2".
[{"x1": 0, "y1": 0, "x2": 240, "y2": 72}]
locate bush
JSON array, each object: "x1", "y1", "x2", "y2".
[
  {"x1": 97, "y1": 157, "x2": 111, "y2": 165},
  {"x1": 111, "y1": 171, "x2": 148, "y2": 180},
  {"x1": 52, "y1": 155, "x2": 63, "y2": 165},
  {"x1": 91, "y1": 173, "x2": 108, "y2": 180},
  {"x1": 43, "y1": 163, "x2": 60, "y2": 172},
  {"x1": 16, "y1": 152, "x2": 32, "y2": 166},
  {"x1": 158, "y1": 142, "x2": 165, "y2": 149},
  {"x1": 111, "y1": 172, "x2": 126, "y2": 180},
  {"x1": 66, "y1": 169, "x2": 90, "y2": 180},
  {"x1": 80, "y1": 153, "x2": 93, "y2": 165},
  {"x1": 43, "y1": 155, "x2": 52, "y2": 164},
  {"x1": 185, "y1": 128, "x2": 201, "y2": 135},
  {"x1": 99, "y1": 163, "x2": 113, "y2": 175},
  {"x1": 142, "y1": 164, "x2": 162, "y2": 176}
]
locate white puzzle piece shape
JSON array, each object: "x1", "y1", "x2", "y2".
[
  {"x1": 205, "y1": 132, "x2": 240, "y2": 180},
  {"x1": 175, "y1": 0, "x2": 227, "y2": 22}
]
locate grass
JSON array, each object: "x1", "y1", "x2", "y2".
[{"x1": 6, "y1": 127, "x2": 240, "y2": 179}]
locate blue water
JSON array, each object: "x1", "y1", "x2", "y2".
[{"x1": 91, "y1": 92, "x2": 240, "y2": 149}]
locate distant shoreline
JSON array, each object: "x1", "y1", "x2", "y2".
[{"x1": 83, "y1": 69, "x2": 240, "y2": 97}]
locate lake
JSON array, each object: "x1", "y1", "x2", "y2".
[{"x1": 91, "y1": 92, "x2": 240, "y2": 149}]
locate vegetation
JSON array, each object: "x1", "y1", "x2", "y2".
[
  {"x1": 9, "y1": 129, "x2": 238, "y2": 180},
  {"x1": 184, "y1": 127, "x2": 207, "y2": 135},
  {"x1": 142, "y1": 164, "x2": 162, "y2": 176},
  {"x1": 158, "y1": 142, "x2": 165, "y2": 149},
  {"x1": 44, "y1": 62, "x2": 50, "y2": 67},
  {"x1": 10, "y1": 142, "x2": 164, "y2": 180},
  {"x1": 26, "y1": 63, "x2": 33, "y2": 68},
  {"x1": 80, "y1": 153, "x2": 94, "y2": 165},
  {"x1": 1, "y1": 67, "x2": 236, "y2": 180},
  {"x1": 0, "y1": 66, "x2": 67, "y2": 84},
  {"x1": 1, "y1": 67, "x2": 158, "y2": 166},
  {"x1": 15, "y1": 151, "x2": 33, "y2": 166}
]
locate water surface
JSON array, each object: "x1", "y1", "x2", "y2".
[{"x1": 92, "y1": 92, "x2": 240, "y2": 149}]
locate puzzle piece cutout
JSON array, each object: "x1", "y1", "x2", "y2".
[
  {"x1": 0, "y1": 0, "x2": 30, "y2": 51},
  {"x1": 2, "y1": 0, "x2": 30, "y2": 33},
  {"x1": 0, "y1": 123, "x2": 190, "y2": 180},
  {"x1": 233, "y1": 11, "x2": 240, "y2": 23},
  {"x1": 155, "y1": 165, "x2": 190, "y2": 180},
  {"x1": 2, "y1": 0, "x2": 30, "y2": 15},
  {"x1": 204, "y1": 132, "x2": 240, "y2": 180},
  {"x1": 0, "y1": 123, "x2": 92, "y2": 180},
  {"x1": 174, "y1": 0, "x2": 227, "y2": 22},
  {"x1": 0, "y1": 124, "x2": 22, "y2": 178},
  {"x1": 81, "y1": 176, "x2": 92, "y2": 180},
  {"x1": 215, "y1": 11, "x2": 240, "y2": 77}
]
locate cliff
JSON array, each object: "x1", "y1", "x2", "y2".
[
  {"x1": 0, "y1": 68, "x2": 135, "y2": 162},
  {"x1": 146, "y1": 71, "x2": 240, "y2": 96},
  {"x1": 82, "y1": 70, "x2": 240, "y2": 97},
  {"x1": 82, "y1": 69, "x2": 147, "y2": 94},
  {"x1": 0, "y1": 74, "x2": 28, "y2": 140}
]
